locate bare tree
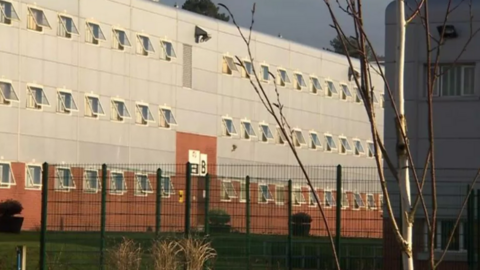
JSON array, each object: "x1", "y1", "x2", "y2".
[{"x1": 219, "y1": 0, "x2": 479, "y2": 270}]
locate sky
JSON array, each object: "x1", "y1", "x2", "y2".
[{"x1": 161, "y1": 0, "x2": 390, "y2": 55}]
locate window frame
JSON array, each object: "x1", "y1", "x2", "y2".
[
  {"x1": 309, "y1": 131, "x2": 323, "y2": 150},
  {"x1": 240, "y1": 119, "x2": 257, "y2": 140},
  {"x1": 366, "y1": 140, "x2": 375, "y2": 158},
  {"x1": 26, "y1": 84, "x2": 50, "y2": 110},
  {"x1": 258, "y1": 183, "x2": 273, "y2": 204},
  {"x1": 353, "y1": 192, "x2": 365, "y2": 210},
  {"x1": 85, "y1": 21, "x2": 106, "y2": 45},
  {"x1": 293, "y1": 72, "x2": 307, "y2": 90},
  {"x1": 241, "y1": 59, "x2": 254, "y2": 78},
  {"x1": 161, "y1": 176, "x2": 175, "y2": 198},
  {"x1": 220, "y1": 180, "x2": 237, "y2": 202},
  {"x1": 27, "y1": 6, "x2": 51, "y2": 32},
  {"x1": 324, "y1": 189, "x2": 336, "y2": 208},
  {"x1": 25, "y1": 163, "x2": 42, "y2": 190},
  {"x1": 352, "y1": 139, "x2": 365, "y2": 156},
  {"x1": 135, "y1": 102, "x2": 155, "y2": 126},
  {"x1": 339, "y1": 136, "x2": 353, "y2": 155},
  {"x1": 57, "y1": 13, "x2": 79, "y2": 39},
  {"x1": 134, "y1": 173, "x2": 154, "y2": 197},
  {"x1": 310, "y1": 76, "x2": 322, "y2": 95},
  {"x1": 222, "y1": 55, "x2": 238, "y2": 75},
  {"x1": 109, "y1": 171, "x2": 126, "y2": 195},
  {"x1": 238, "y1": 181, "x2": 246, "y2": 203},
  {"x1": 367, "y1": 193, "x2": 377, "y2": 210},
  {"x1": 275, "y1": 185, "x2": 286, "y2": 205},
  {"x1": 111, "y1": 98, "x2": 131, "y2": 122},
  {"x1": 277, "y1": 68, "x2": 291, "y2": 87},
  {"x1": 55, "y1": 167, "x2": 75, "y2": 192},
  {"x1": 379, "y1": 194, "x2": 383, "y2": 212},
  {"x1": 160, "y1": 39, "x2": 177, "y2": 61},
  {"x1": 427, "y1": 64, "x2": 476, "y2": 97},
  {"x1": 112, "y1": 27, "x2": 131, "y2": 51},
  {"x1": 324, "y1": 134, "x2": 338, "y2": 153},
  {"x1": 292, "y1": 128, "x2": 307, "y2": 148},
  {"x1": 0, "y1": 79, "x2": 20, "y2": 105},
  {"x1": 433, "y1": 220, "x2": 467, "y2": 252},
  {"x1": 259, "y1": 122, "x2": 274, "y2": 143},
  {"x1": 57, "y1": 89, "x2": 78, "y2": 114},
  {"x1": 275, "y1": 126, "x2": 287, "y2": 145},
  {"x1": 85, "y1": 93, "x2": 105, "y2": 119},
  {"x1": 0, "y1": 1, "x2": 20, "y2": 25},
  {"x1": 308, "y1": 188, "x2": 318, "y2": 207},
  {"x1": 355, "y1": 87, "x2": 362, "y2": 103},
  {"x1": 341, "y1": 190, "x2": 349, "y2": 209},
  {"x1": 0, "y1": 162, "x2": 15, "y2": 189},
  {"x1": 136, "y1": 33, "x2": 155, "y2": 56},
  {"x1": 260, "y1": 64, "x2": 270, "y2": 83},
  {"x1": 292, "y1": 186, "x2": 306, "y2": 206},
  {"x1": 221, "y1": 116, "x2": 237, "y2": 137},
  {"x1": 325, "y1": 80, "x2": 338, "y2": 97},
  {"x1": 159, "y1": 106, "x2": 178, "y2": 129},
  {"x1": 339, "y1": 83, "x2": 353, "y2": 100},
  {"x1": 83, "y1": 168, "x2": 100, "y2": 194}
]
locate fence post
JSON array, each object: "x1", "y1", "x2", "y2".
[
  {"x1": 185, "y1": 162, "x2": 192, "y2": 238},
  {"x1": 476, "y1": 189, "x2": 480, "y2": 269},
  {"x1": 467, "y1": 185, "x2": 474, "y2": 269},
  {"x1": 246, "y1": 176, "x2": 251, "y2": 270},
  {"x1": 39, "y1": 162, "x2": 49, "y2": 270},
  {"x1": 100, "y1": 164, "x2": 107, "y2": 270},
  {"x1": 288, "y1": 179, "x2": 293, "y2": 270},
  {"x1": 155, "y1": 168, "x2": 163, "y2": 237},
  {"x1": 204, "y1": 173, "x2": 210, "y2": 235},
  {"x1": 335, "y1": 165, "x2": 342, "y2": 267}
]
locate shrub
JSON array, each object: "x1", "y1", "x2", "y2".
[
  {"x1": 0, "y1": 199, "x2": 23, "y2": 217},
  {"x1": 178, "y1": 236, "x2": 217, "y2": 270},
  {"x1": 292, "y1": 212, "x2": 312, "y2": 224},
  {"x1": 208, "y1": 209, "x2": 231, "y2": 225},
  {"x1": 151, "y1": 238, "x2": 182, "y2": 270},
  {"x1": 105, "y1": 237, "x2": 142, "y2": 270}
]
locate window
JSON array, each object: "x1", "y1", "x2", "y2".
[
  {"x1": 292, "y1": 129, "x2": 306, "y2": 147},
  {"x1": 222, "y1": 55, "x2": 238, "y2": 75},
  {"x1": 112, "y1": 28, "x2": 131, "y2": 51},
  {"x1": 326, "y1": 80, "x2": 338, "y2": 97},
  {"x1": 240, "y1": 120, "x2": 256, "y2": 139},
  {"x1": 0, "y1": 162, "x2": 15, "y2": 188},
  {"x1": 86, "y1": 21, "x2": 106, "y2": 45},
  {"x1": 353, "y1": 192, "x2": 364, "y2": 209},
  {"x1": 160, "y1": 40, "x2": 177, "y2": 61},
  {"x1": 111, "y1": 99, "x2": 131, "y2": 122},
  {"x1": 25, "y1": 164, "x2": 41, "y2": 190},
  {"x1": 325, "y1": 134, "x2": 337, "y2": 152},
  {"x1": 137, "y1": 34, "x2": 155, "y2": 56},
  {"x1": 277, "y1": 68, "x2": 290, "y2": 86},
  {"x1": 355, "y1": 87, "x2": 362, "y2": 103},
  {"x1": 379, "y1": 194, "x2": 383, "y2": 211},
  {"x1": 110, "y1": 172, "x2": 126, "y2": 195},
  {"x1": 341, "y1": 190, "x2": 349, "y2": 208},
  {"x1": 0, "y1": 80, "x2": 19, "y2": 105},
  {"x1": 339, "y1": 137, "x2": 352, "y2": 154},
  {"x1": 85, "y1": 94, "x2": 105, "y2": 118},
  {"x1": 135, "y1": 103, "x2": 155, "y2": 125},
  {"x1": 55, "y1": 167, "x2": 75, "y2": 191},
  {"x1": 258, "y1": 184, "x2": 273, "y2": 203},
  {"x1": 27, "y1": 7, "x2": 51, "y2": 32},
  {"x1": 310, "y1": 76, "x2": 322, "y2": 94},
  {"x1": 159, "y1": 106, "x2": 177, "y2": 128},
  {"x1": 261, "y1": 65, "x2": 270, "y2": 82},
  {"x1": 309, "y1": 132, "x2": 322, "y2": 150},
  {"x1": 239, "y1": 181, "x2": 246, "y2": 202},
  {"x1": 292, "y1": 186, "x2": 306, "y2": 205},
  {"x1": 367, "y1": 194, "x2": 376, "y2": 209},
  {"x1": 57, "y1": 14, "x2": 78, "y2": 38},
  {"x1": 83, "y1": 169, "x2": 100, "y2": 193},
  {"x1": 434, "y1": 220, "x2": 467, "y2": 251},
  {"x1": 294, "y1": 73, "x2": 307, "y2": 90},
  {"x1": 371, "y1": 92, "x2": 379, "y2": 104},
  {"x1": 0, "y1": 1, "x2": 19, "y2": 25},
  {"x1": 381, "y1": 94, "x2": 385, "y2": 108},
  {"x1": 135, "y1": 174, "x2": 153, "y2": 196},
  {"x1": 57, "y1": 90, "x2": 78, "y2": 114},
  {"x1": 309, "y1": 189, "x2": 318, "y2": 206},
  {"x1": 340, "y1": 84, "x2": 352, "y2": 100},
  {"x1": 259, "y1": 123, "x2": 274, "y2": 142},
  {"x1": 222, "y1": 117, "x2": 237, "y2": 137},
  {"x1": 27, "y1": 85, "x2": 49, "y2": 110},
  {"x1": 367, "y1": 141, "x2": 375, "y2": 158},
  {"x1": 161, "y1": 177, "x2": 175, "y2": 198},
  {"x1": 242, "y1": 60, "x2": 254, "y2": 78},
  {"x1": 353, "y1": 139, "x2": 365, "y2": 156},
  {"x1": 325, "y1": 190, "x2": 336, "y2": 207},
  {"x1": 276, "y1": 126, "x2": 287, "y2": 145},
  {"x1": 428, "y1": 64, "x2": 475, "y2": 97},
  {"x1": 275, "y1": 185, "x2": 285, "y2": 205},
  {"x1": 220, "y1": 180, "x2": 237, "y2": 201}
]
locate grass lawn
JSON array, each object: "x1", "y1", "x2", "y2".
[{"x1": 0, "y1": 231, "x2": 382, "y2": 270}]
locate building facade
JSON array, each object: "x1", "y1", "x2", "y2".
[
  {"x1": 384, "y1": 0, "x2": 479, "y2": 268},
  {"x1": 0, "y1": 0, "x2": 384, "y2": 234}
]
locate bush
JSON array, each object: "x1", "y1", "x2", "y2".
[
  {"x1": 105, "y1": 237, "x2": 142, "y2": 270},
  {"x1": 0, "y1": 199, "x2": 23, "y2": 217},
  {"x1": 292, "y1": 212, "x2": 312, "y2": 224},
  {"x1": 208, "y1": 209, "x2": 231, "y2": 226}
]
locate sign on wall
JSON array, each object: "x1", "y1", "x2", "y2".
[{"x1": 188, "y1": 150, "x2": 208, "y2": 176}]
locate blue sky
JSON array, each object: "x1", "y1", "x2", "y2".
[{"x1": 161, "y1": 0, "x2": 389, "y2": 55}]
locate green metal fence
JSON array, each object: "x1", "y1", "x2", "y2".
[{"x1": 36, "y1": 162, "x2": 383, "y2": 270}]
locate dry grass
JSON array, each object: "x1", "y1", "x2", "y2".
[
  {"x1": 179, "y1": 236, "x2": 217, "y2": 270},
  {"x1": 151, "y1": 238, "x2": 182, "y2": 270},
  {"x1": 105, "y1": 237, "x2": 142, "y2": 270}
]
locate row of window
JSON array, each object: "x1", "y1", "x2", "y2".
[
  {"x1": 0, "y1": 81, "x2": 178, "y2": 127},
  {"x1": 221, "y1": 180, "x2": 384, "y2": 210},
  {"x1": 0, "y1": 1, "x2": 177, "y2": 60},
  {"x1": 221, "y1": 116, "x2": 376, "y2": 157},
  {"x1": 0, "y1": 162, "x2": 382, "y2": 210},
  {"x1": 223, "y1": 55, "x2": 384, "y2": 106}
]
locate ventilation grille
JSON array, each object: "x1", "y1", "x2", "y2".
[{"x1": 182, "y1": 44, "x2": 192, "y2": 88}]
